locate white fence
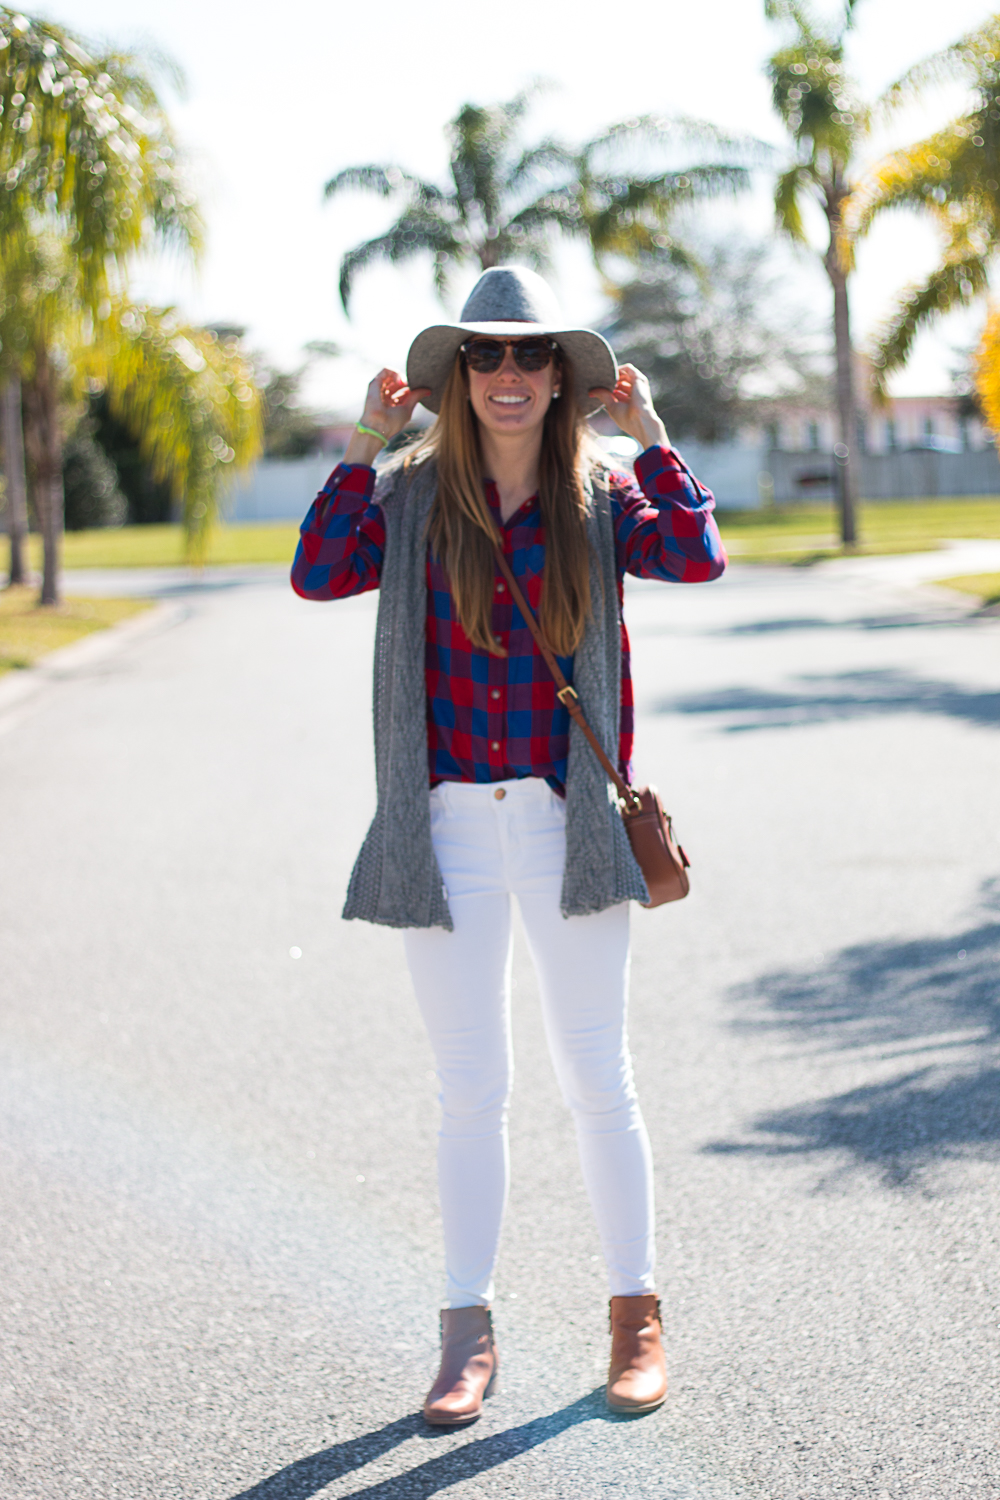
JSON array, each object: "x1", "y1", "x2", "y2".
[
  {"x1": 222, "y1": 442, "x2": 1000, "y2": 524},
  {"x1": 225, "y1": 455, "x2": 339, "y2": 523},
  {"x1": 223, "y1": 447, "x2": 768, "y2": 519}
]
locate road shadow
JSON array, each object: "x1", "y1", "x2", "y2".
[
  {"x1": 655, "y1": 668, "x2": 1000, "y2": 733},
  {"x1": 709, "y1": 612, "x2": 972, "y2": 636},
  {"x1": 705, "y1": 878, "x2": 1000, "y2": 1187},
  {"x1": 230, "y1": 1413, "x2": 422, "y2": 1500},
  {"x1": 230, "y1": 1388, "x2": 619, "y2": 1499}
]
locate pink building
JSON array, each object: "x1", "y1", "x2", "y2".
[{"x1": 760, "y1": 394, "x2": 989, "y2": 455}]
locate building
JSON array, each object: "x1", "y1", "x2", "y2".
[{"x1": 760, "y1": 394, "x2": 991, "y2": 458}]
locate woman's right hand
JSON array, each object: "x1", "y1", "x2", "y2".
[{"x1": 343, "y1": 368, "x2": 432, "y2": 466}]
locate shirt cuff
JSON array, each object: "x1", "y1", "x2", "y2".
[
  {"x1": 634, "y1": 443, "x2": 681, "y2": 475},
  {"x1": 634, "y1": 443, "x2": 709, "y2": 503},
  {"x1": 320, "y1": 460, "x2": 378, "y2": 512}
]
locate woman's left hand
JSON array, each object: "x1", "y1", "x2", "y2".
[{"x1": 589, "y1": 364, "x2": 669, "y2": 453}]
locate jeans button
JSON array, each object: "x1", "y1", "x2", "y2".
[{"x1": 494, "y1": 788, "x2": 506, "y2": 800}]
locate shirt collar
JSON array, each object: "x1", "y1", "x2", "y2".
[{"x1": 484, "y1": 479, "x2": 540, "y2": 526}]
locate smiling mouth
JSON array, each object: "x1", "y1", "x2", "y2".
[{"x1": 489, "y1": 393, "x2": 530, "y2": 406}]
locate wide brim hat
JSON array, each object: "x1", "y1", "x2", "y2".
[{"x1": 406, "y1": 266, "x2": 617, "y2": 418}]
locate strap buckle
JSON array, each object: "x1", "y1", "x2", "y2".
[{"x1": 557, "y1": 685, "x2": 579, "y2": 704}]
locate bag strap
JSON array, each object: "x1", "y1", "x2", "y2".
[{"x1": 490, "y1": 540, "x2": 639, "y2": 812}]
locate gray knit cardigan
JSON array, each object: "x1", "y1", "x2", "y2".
[{"x1": 342, "y1": 454, "x2": 648, "y2": 929}]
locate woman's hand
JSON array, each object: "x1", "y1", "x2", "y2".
[
  {"x1": 588, "y1": 364, "x2": 669, "y2": 453},
  {"x1": 344, "y1": 368, "x2": 432, "y2": 466}
]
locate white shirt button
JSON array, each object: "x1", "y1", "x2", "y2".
[
  {"x1": 491, "y1": 741, "x2": 500, "y2": 752},
  {"x1": 491, "y1": 689, "x2": 500, "y2": 700},
  {"x1": 496, "y1": 581, "x2": 505, "y2": 592}
]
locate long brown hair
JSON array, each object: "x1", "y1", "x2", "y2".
[{"x1": 409, "y1": 350, "x2": 596, "y2": 656}]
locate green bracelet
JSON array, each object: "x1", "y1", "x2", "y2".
[{"x1": 356, "y1": 422, "x2": 389, "y2": 447}]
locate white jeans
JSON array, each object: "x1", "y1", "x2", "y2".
[{"x1": 403, "y1": 776, "x2": 656, "y2": 1308}]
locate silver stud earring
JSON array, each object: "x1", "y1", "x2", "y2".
[{"x1": 552, "y1": 389, "x2": 561, "y2": 400}]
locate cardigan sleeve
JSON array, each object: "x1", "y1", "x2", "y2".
[
  {"x1": 610, "y1": 444, "x2": 727, "y2": 583},
  {"x1": 290, "y1": 462, "x2": 386, "y2": 600}
]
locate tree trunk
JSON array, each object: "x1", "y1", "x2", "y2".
[
  {"x1": 21, "y1": 346, "x2": 64, "y2": 607},
  {"x1": 1, "y1": 376, "x2": 29, "y2": 586},
  {"x1": 825, "y1": 215, "x2": 858, "y2": 548}
]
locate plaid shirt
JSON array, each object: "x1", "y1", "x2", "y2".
[{"x1": 292, "y1": 445, "x2": 725, "y2": 791}]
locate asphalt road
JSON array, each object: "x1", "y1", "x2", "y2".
[{"x1": 1, "y1": 554, "x2": 998, "y2": 1500}]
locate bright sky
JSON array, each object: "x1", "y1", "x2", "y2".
[{"x1": 40, "y1": 0, "x2": 1000, "y2": 412}]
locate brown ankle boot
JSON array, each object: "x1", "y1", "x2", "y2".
[
  {"x1": 422, "y1": 1306, "x2": 498, "y2": 1427},
  {"x1": 606, "y1": 1294, "x2": 668, "y2": 1414}
]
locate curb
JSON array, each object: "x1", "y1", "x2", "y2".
[{"x1": 0, "y1": 600, "x2": 187, "y2": 731}]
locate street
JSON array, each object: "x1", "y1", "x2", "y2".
[{"x1": 1, "y1": 555, "x2": 998, "y2": 1499}]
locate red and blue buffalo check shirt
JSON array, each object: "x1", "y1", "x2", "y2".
[{"x1": 291, "y1": 445, "x2": 726, "y2": 792}]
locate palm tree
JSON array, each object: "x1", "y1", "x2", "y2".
[
  {"x1": 4, "y1": 230, "x2": 86, "y2": 604},
  {"x1": 325, "y1": 88, "x2": 754, "y2": 310},
  {"x1": 765, "y1": 0, "x2": 865, "y2": 546},
  {"x1": 0, "y1": 7, "x2": 199, "y2": 602},
  {"x1": 1, "y1": 231, "x2": 261, "y2": 570},
  {"x1": 89, "y1": 304, "x2": 262, "y2": 561},
  {"x1": 845, "y1": 16, "x2": 1000, "y2": 397},
  {"x1": 0, "y1": 378, "x2": 28, "y2": 585}
]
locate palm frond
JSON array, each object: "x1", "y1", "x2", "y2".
[
  {"x1": 659, "y1": 163, "x2": 752, "y2": 199},
  {"x1": 774, "y1": 165, "x2": 811, "y2": 242},
  {"x1": 0, "y1": 230, "x2": 84, "y2": 383},
  {"x1": 338, "y1": 213, "x2": 467, "y2": 310},
  {"x1": 767, "y1": 38, "x2": 868, "y2": 157},
  {"x1": 583, "y1": 166, "x2": 747, "y2": 233},
  {"x1": 585, "y1": 113, "x2": 767, "y2": 165},
  {"x1": 483, "y1": 81, "x2": 545, "y2": 131},
  {"x1": 846, "y1": 126, "x2": 986, "y2": 240},
  {"x1": 323, "y1": 164, "x2": 442, "y2": 202},
  {"x1": 869, "y1": 251, "x2": 991, "y2": 397},
  {"x1": 99, "y1": 42, "x2": 187, "y2": 107},
  {"x1": 86, "y1": 303, "x2": 262, "y2": 559},
  {"x1": 506, "y1": 191, "x2": 583, "y2": 239},
  {"x1": 878, "y1": 16, "x2": 1000, "y2": 116},
  {"x1": 764, "y1": 0, "x2": 822, "y2": 40},
  {"x1": 507, "y1": 139, "x2": 575, "y2": 192},
  {"x1": 877, "y1": 51, "x2": 965, "y2": 116},
  {"x1": 492, "y1": 225, "x2": 555, "y2": 277},
  {"x1": 0, "y1": 8, "x2": 199, "y2": 305},
  {"x1": 449, "y1": 92, "x2": 542, "y2": 221},
  {"x1": 327, "y1": 88, "x2": 754, "y2": 306}
]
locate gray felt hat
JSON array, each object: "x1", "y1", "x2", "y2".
[{"x1": 406, "y1": 266, "x2": 617, "y2": 418}]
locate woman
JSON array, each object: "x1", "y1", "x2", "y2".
[{"x1": 292, "y1": 267, "x2": 725, "y2": 1425}]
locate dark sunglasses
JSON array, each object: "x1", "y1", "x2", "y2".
[{"x1": 460, "y1": 336, "x2": 559, "y2": 374}]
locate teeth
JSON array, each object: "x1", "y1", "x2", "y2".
[{"x1": 491, "y1": 395, "x2": 528, "y2": 404}]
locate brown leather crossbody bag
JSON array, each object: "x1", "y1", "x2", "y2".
[{"x1": 491, "y1": 543, "x2": 690, "y2": 908}]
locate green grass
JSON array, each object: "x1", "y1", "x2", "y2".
[
  {"x1": 718, "y1": 497, "x2": 1000, "y2": 565},
  {"x1": 25, "y1": 522, "x2": 302, "y2": 571},
  {"x1": 934, "y1": 571, "x2": 1000, "y2": 608},
  {"x1": 0, "y1": 586, "x2": 152, "y2": 678},
  {"x1": 13, "y1": 498, "x2": 1000, "y2": 573}
]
